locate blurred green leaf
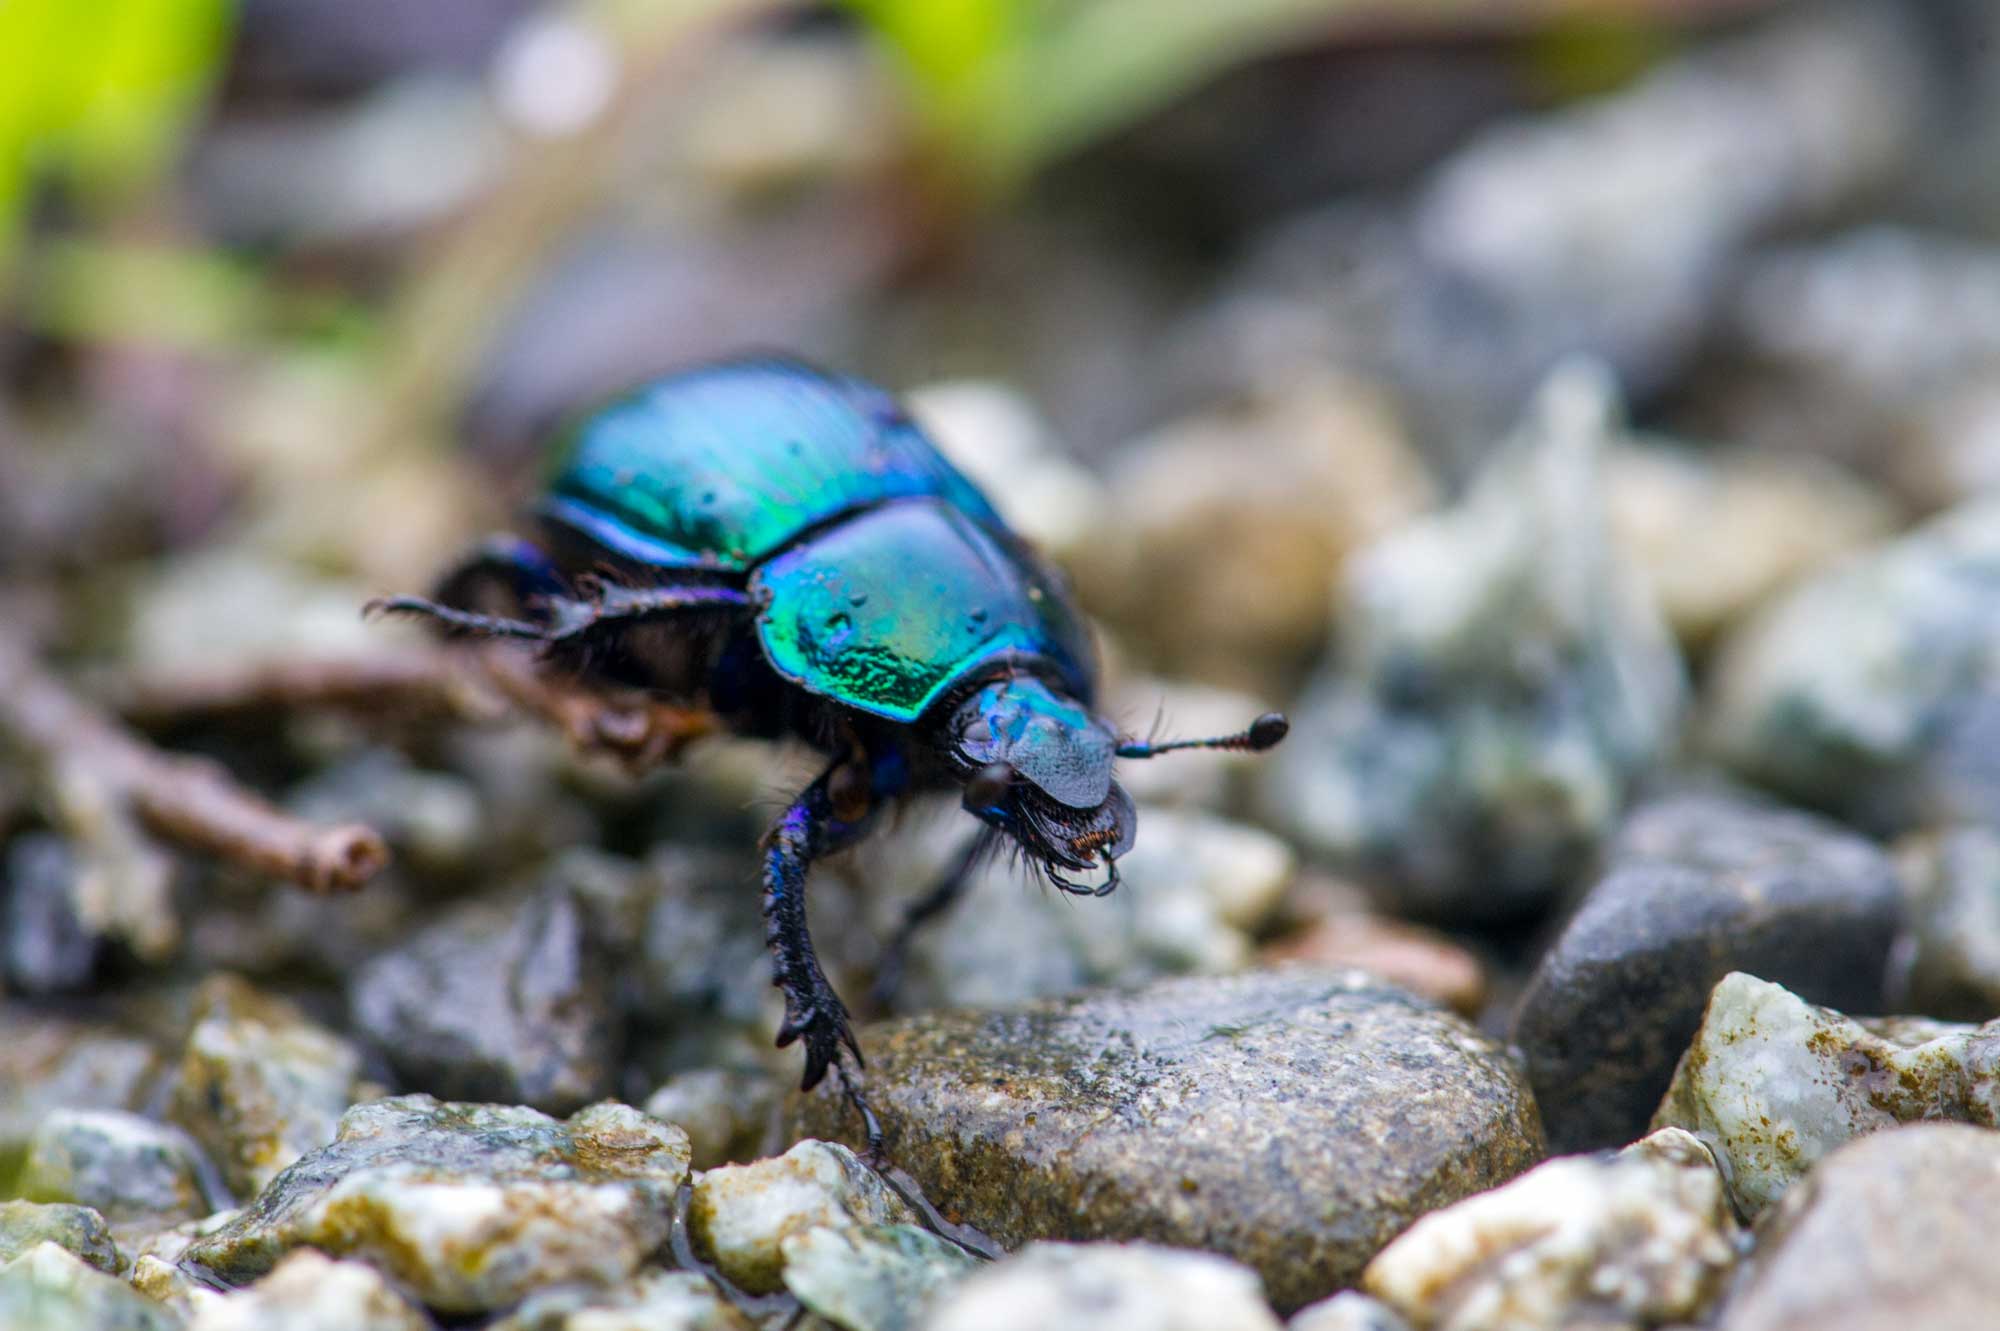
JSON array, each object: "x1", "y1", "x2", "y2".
[{"x1": 0, "y1": 0, "x2": 234, "y2": 276}]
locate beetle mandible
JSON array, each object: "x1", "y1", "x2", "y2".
[{"x1": 370, "y1": 358, "x2": 1287, "y2": 1152}]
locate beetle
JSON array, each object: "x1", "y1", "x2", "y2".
[{"x1": 370, "y1": 358, "x2": 1286, "y2": 1151}]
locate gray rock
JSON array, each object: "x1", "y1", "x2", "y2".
[
  {"x1": 782, "y1": 1224, "x2": 979, "y2": 1331},
  {"x1": 642, "y1": 1067, "x2": 777, "y2": 1170},
  {"x1": 1362, "y1": 1127, "x2": 1740, "y2": 1331},
  {"x1": 169, "y1": 974, "x2": 367, "y2": 1196},
  {"x1": 1653, "y1": 972, "x2": 2000, "y2": 1217},
  {"x1": 793, "y1": 968, "x2": 1546, "y2": 1312},
  {"x1": 1513, "y1": 789, "x2": 1902, "y2": 1152},
  {"x1": 1712, "y1": 1124, "x2": 2000, "y2": 1331},
  {"x1": 851, "y1": 804, "x2": 1294, "y2": 1013},
  {"x1": 0, "y1": 1201, "x2": 119, "y2": 1274},
  {"x1": 0, "y1": 1242, "x2": 179, "y2": 1331},
  {"x1": 17, "y1": 1111, "x2": 213, "y2": 1238},
  {"x1": 1704, "y1": 495, "x2": 2000, "y2": 836},
  {"x1": 1259, "y1": 364, "x2": 1686, "y2": 921},
  {"x1": 0, "y1": 1012, "x2": 163, "y2": 1176},
  {"x1": 2, "y1": 834, "x2": 99, "y2": 994},
  {"x1": 1287, "y1": 1293, "x2": 1411, "y2": 1331},
  {"x1": 349, "y1": 880, "x2": 617, "y2": 1114},
  {"x1": 921, "y1": 1241, "x2": 1282, "y2": 1331},
  {"x1": 187, "y1": 1249, "x2": 430, "y2": 1331},
  {"x1": 1891, "y1": 824, "x2": 2000, "y2": 1020},
  {"x1": 687, "y1": 1139, "x2": 916, "y2": 1296},
  {"x1": 488, "y1": 1269, "x2": 750, "y2": 1330},
  {"x1": 182, "y1": 1095, "x2": 690, "y2": 1313}
]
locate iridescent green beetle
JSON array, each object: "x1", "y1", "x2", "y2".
[{"x1": 372, "y1": 358, "x2": 1287, "y2": 1151}]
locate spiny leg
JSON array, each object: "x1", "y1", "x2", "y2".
[
  {"x1": 367, "y1": 579, "x2": 750, "y2": 646},
  {"x1": 869, "y1": 828, "x2": 996, "y2": 1011},
  {"x1": 764, "y1": 759, "x2": 887, "y2": 1158}
]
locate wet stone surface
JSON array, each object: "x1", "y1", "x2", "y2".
[
  {"x1": 1362, "y1": 1127, "x2": 1740, "y2": 1331},
  {"x1": 792, "y1": 968, "x2": 1545, "y2": 1312},
  {"x1": 1259, "y1": 364, "x2": 1686, "y2": 922},
  {"x1": 779, "y1": 1222, "x2": 978, "y2": 1331},
  {"x1": 15, "y1": 1110, "x2": 214, "y2": 1241},
  {"x1": 182, "y1": 1095, "x2": 690, "y2": 1313},
  {"x1": 1513, "y1": 788, "x2": 1902, "y2": 1152},
  {"x1": 0, "y1": 1012, "x2": 164, "y2": 1176},
  {"x1": 1711, "y1": 1124, "x2": 2000, "y2": 1331},
  {"x1": 187, "y1": 1248, "x2": 431, "y2": 1331},
  {"x1": 1653, "y1": 972, "x2": 2000, "y2": 1218},
  {"x1": 348, "y1": 880, "x2": 618, "y2": 1115},
  {"x1": 922, "y1": 1241, "x2": 1282, "y2": 1331}
]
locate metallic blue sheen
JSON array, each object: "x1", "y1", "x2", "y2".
[{"x1": 537, "y1": 359, "x2": 1003, "y2": 572}]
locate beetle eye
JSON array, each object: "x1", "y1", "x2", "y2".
[{"x1": 961, "y1": 762, "x2": 1015, "y2": 814}]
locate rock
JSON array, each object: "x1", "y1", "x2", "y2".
[
  {"x1": 0, "y1": 1242, "x2": 179, "y2": 1331},
  {"x1": 1703, "y1": 496, "x2": 2000, "y2": 836},
  {"x1": 1259, "y1": 363, "x2": 1686, "y2": 922},
  {"x1": 1603, "y1": 442, "x2": 1896, "y2": 651},
  {"x1": 1653, "y1": 972, "x2": 2000, "y2": 1218},
  {"x1": 183, "y1": 1095, "x2": 689, "y2": 1313},
  {"x1": 906, "y1": 379, "x2": 1107, "y2": 565},
  {"x1": 17, "y1": 1111, "x2": 213, "y2": 1239},
  {"x1": 1711, "y1": 1124, "x2": 2000, "y2": 1331},
  {"x1": 1513, "y1": 789, "x2": 1902, "y2": 1152},
  {"x1": 782, "y1": 1223, "x2": 979, "y2": 1331},
  {"x1": 0, "y1": 1010, "x2": 165, "y2": 1173},
  {"x1": 128, "y1": 1254, "x2": 217, "y2": 1321},
  {"x1": 854, "y1": 804, "x2": 1294, "y2": 1013},
  {"x1": 0, "y1": 1201, "x2": 119, "y2": 1274},
  {"x1": 489, "y1": 1269, "x2": 751, "y2": 1330},
  {"x1": 2, "y1": 834, "x2": 99, "y2": 994},
  {"x1": 188, "y1": 1249, "x2": 429, "y2": 1331},
  {"x1": 794, "y1": 969, "x2": 1545, "y2": 1312},
  {"x1": 1287, "y1": 1293, "x2": 1412, "y2": 1331},
  {"x1": 686, "y1": 1139, "x2": 916, "y2": 1296},
  {"x1": 1361, "y1": 1127, "x2": 1740, "y2": 1331},
  {"x1": 922, "y1": 1241, "x2": 1282, "y2": 1331},
  {"x1": 169, "y1": 974, "x2": 367, "y2": 1196},
  {"x1": 1076, "y1": 368, "x2": 1431, "y2": 690},
  {"x1": 349, "y1": 880, "x2": 617, "y2": 1114},
  {"x1": 1891, "y1": 824, "x2": 2000, "y2": 1020},
  {"x1": 1259, "y1": 901, "x2": 1485, "y2": 1018},
  {"x1": 642, "y1": 1067, "x2": 777, "y2": 1170},
  {"x1": 286, "y1": 750, "x2": 485, "y2": 879}
]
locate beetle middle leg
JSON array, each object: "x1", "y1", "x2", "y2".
[
  {"x1": 868, "y1": 827, "x2": 995, "y2": 1010},
  {"x1": 763, "y1": 754, "x2": 896, "y2": 1158}
]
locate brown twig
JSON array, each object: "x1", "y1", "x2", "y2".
[{"x1": 0, "y1": 634, "x2": 391, "y2": 936}]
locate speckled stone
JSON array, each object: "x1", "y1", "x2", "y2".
[
  {"x1": 348, "y1": 882, "x2": 617, "y2": 1115},
  {"x1": 921, "y1": 1241, "x2": 1283, "y2": 1331},
  {"x1": 1712, "y1": 1124, "x2": 2000, "y2": 1331},
  {"x1": 687, "y1": 1139, "x2": 916, "y2": 1296},
  {"x1": 170, "y1": 974, "x2": 366, "y2": 1197},
  {"x1": 642, "y1": 1067, "x2": 777, "y2": 1170},
  {"x1": 1891, "y1": 824, "x2": 2000, "y2": 1020},
  {"x1": 16, "y1": 1110, "x2": 213, "y2": 1238},
  {"x1": 1259, "y1": 364, "x2": 1686, "y2": 922},
  {"x1": 781, "y1": 1223, "x2": 979, "y2": 1331},
  {"x1": 0, "y1": 1012, "x2": 163, "y2": 1175},
  {"x1": 187, "y1": 1249, "x2": 430, "y2": 1330},
  {"x1": 1652, "y1": 973, "x2": 1999, "y2": 1218},
  {"x1": 0, "y1": 1201, "x2": 119, "y2": 1274},
  {"x1": 1513, "y1": 789, "x2": 1902, "y2": 1152},
  {"x1": 0, "y1": 1242, "x2": 178, "y2": 1331},
  {"x1": 793, "y1": 968, "x2": 1546, "y2": 1312},
  {"x1": 1362, "y1": 1128, "x2": 1740, "y2": 1331},
  {"x1": 182, "y1": 1095, "x2": 690, "y2": 1313},
  {"x1": 1703, "y1": 495, "x2": 2000, "y2": 836}
]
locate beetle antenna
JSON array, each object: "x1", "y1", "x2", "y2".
[{"x1": 1116, "y1": 711, "x2": 1289, "y2": 760}]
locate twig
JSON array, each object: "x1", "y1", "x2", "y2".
[{"x1": 0, "y1": 634, "x2": 391, "y2": 945}]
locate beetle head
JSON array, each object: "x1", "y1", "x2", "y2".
[{"x1": 950, "y1": 676, "x2": 1134, "y2": 893}]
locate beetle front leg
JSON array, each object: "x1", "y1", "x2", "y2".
[{"x1": 763, "y1": 763, "x2": 883, "y2": 1156}]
